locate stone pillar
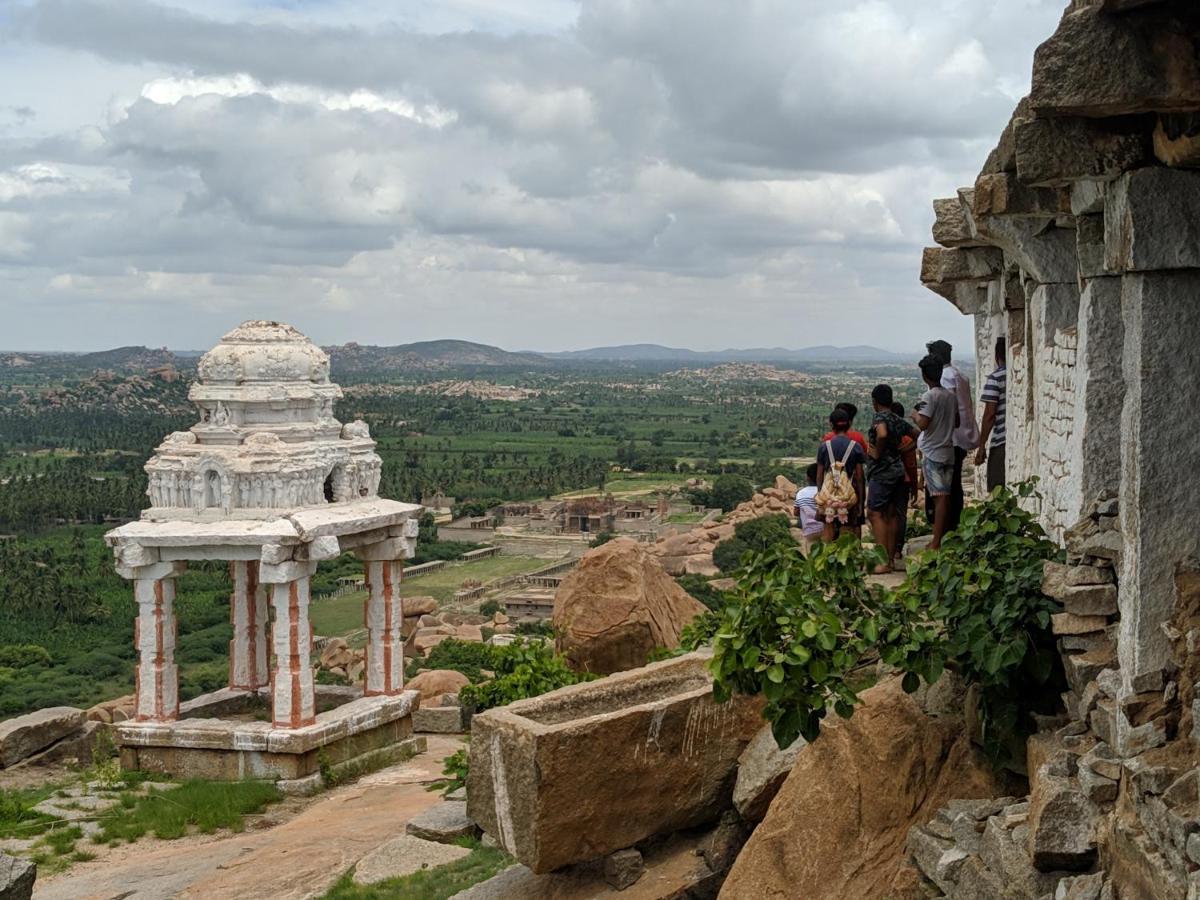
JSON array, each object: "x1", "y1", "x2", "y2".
[
  {"x1": 228, "y1": 560, "x2": 269, "y2": 691},
  {"x1": 130, "y1": 561, "x2": 186, "y2": 722},
  {"x1": 1118, "y1": 271, "x2": 1200, "y2": 697},
  {"x1": 261, "y1": 561, "x2": 318, "y2": 728},
  {"x1": 355, "y1": 542, "x2": 408, "y2": 696}
]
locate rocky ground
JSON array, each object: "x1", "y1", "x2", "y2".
[{"x1": 33, "y1": 734, "x2": 464, "y2": 900}]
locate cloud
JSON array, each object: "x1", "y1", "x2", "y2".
[{"x1": 0, "y1": 0, "x2": 1066, "y2": 351}]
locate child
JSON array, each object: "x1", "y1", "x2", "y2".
[
  {"x1": 794, "y1": 463, "x2": 823, "y2": 555},
  {"x1": 912, "y1": 354, "x2": 959, "y2": 550}
]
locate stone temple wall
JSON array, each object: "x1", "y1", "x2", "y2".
[{"x1": 914, "y1": 2, "x2": 1200, "y2": 897}]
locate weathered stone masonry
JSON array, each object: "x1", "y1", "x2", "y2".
[{"x1": 912, "y1": 2, "x2": 1200, "y2": 897}]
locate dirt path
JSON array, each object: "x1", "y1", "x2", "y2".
[{"x1": 35, "y1": 735, "x2": 464, "y2": 900}]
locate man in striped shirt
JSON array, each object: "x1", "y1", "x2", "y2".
[{"x1": 975, "y1": 337, "x2": 1007, "y2": 493}]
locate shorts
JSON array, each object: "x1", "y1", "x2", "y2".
[
  {"x1": 923, "y1": 458, "x2": 955, "y2": 497},
  {"x1": 867, "y1": 478, "x2": 906, "y2": 513}
]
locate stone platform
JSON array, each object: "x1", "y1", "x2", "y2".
[{"x1": 117, "y1": 687, "x2": 423, "y2": 793}]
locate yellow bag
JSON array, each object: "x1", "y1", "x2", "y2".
[{"x1": 815, "y1": 439, "x2": 858, "y2": 523}]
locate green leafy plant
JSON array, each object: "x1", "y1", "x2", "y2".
[
  {"x1": 458, "y1": 641, "x2": 596, "y2": 711},
  {"x1": 479, "y1": 599, "x2": 502, "y2": 617},
  {"x1": 891, "y1": 482, "x2": 1062, "y2": 765},
  {"x1": 426, "y1": 746, "x2": 469, "y2": 798},
  {"x1": 407, "y1": 639, "x2": 497, "y2": 683},
  {"x1": 709, "y1": 537, "x2": 927, "y2": 747}
]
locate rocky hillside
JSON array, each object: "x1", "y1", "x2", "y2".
[{"x1": 327, "y1": 340, "x2": 549, "y2": 375}]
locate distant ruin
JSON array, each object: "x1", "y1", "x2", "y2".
[{"x1": 918, "y1": 1, "x2": 1200, "y2": 894}]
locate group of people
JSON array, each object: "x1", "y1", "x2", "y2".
[{"x1": 794, "y1": 337, "x2": 1008, "y2": 573}]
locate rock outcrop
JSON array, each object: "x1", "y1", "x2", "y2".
[
  {"x1": 553, "y1": 538, "x2": 707, "y2": 675},
  {"x1": 0, "y1": 707, "x2": 86, "y2": 769},
  {"x1": 651, "y1": 475, "x2": 799, "y2": 576},
  {"x1": 720, "y1": 678, "x2": 1007, "y2": 900}
]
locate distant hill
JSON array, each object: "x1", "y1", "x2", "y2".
[
  {"x1": 542, "y1": 344, "x2": 914, "y2": 363},
  {"x1": 327, "y1": 339, "x2": 549, "y2": 374}
]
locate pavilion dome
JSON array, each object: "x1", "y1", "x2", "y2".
[
  {"x1": 196, "y1": 320, "x2": 331, "y2": 385},
  {"x1": 144, "y1": 320, "x2": 381, "y2": 520}
]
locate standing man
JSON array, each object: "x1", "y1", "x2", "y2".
[
  {"x1": 865, "y1": 385, "x2": 914, "y2": 574},
  {"x1": 925, "y1": 339, "x2": 978, "y2": 530},
  {"x1": 975, "y1": 337, "x2": 1007, "y2": 493},
  {"x1": 913, "y1": 355, "x2": 958, "y2": 550}
]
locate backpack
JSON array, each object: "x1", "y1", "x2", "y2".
[{"x1": 815, "y1": 439, "x2": 858, "y2": 522}]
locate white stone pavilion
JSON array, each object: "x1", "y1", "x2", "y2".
[{"x1": 105, "y1": 321, "x2": 424, "y2": 787}]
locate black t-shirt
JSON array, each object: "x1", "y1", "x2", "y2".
[{"x1": 867, "y1": 411, "x2": 914, "y2": 485}]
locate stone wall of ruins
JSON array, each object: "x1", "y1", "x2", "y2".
[{"x1": 915, "y1": 2, "x2": 1200, "y2": 896}]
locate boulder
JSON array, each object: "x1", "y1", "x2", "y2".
[
  {"x1": 732, "y1": 726, "x2": 806, "y2": 823},
  {"x1": 455, "y1": 625, "x2": 484, "y2": 643},
  {"x1": 1027, "y1": 771, "x2": 1099, "y2": 871},
  {"x1": 406, "y1": 669, "x2": 471, "y2": 702},
  {"x1": 405, "y1": 596, "x2": 439, "y2": 617},
  {"x1": 0, "y1": 707, "x2": 86, "y2": 769},
  {"x1": 0, "y1": 852, "x2": 34, "y2": 900},
  {"x1": 719, "y1": 678, "x2": 1008, "y2": 900},
  {"x1": 553, "y1": 539, "x2": 707, "y2": 675}
]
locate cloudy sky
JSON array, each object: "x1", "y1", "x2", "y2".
[{"x1": 0, "y1": 0, "x2": 1064, "y2": 353}]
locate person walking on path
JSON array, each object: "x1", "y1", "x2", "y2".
[
  {"x1": 865, "y1": 384, "x2": 915, "y2": 574},
  {"x1": 976, "y1": 337, "x2": 1008, "y2": 493},
  {"x1": 815, "y1": 407, "x2": 866, "y2": 542},
  {"x1": 924, "y1": 339, "x2": 978, "y2": 531},
  {"x1": 793, "y1": 463, "x2": 824, "y2": 556},
  {"x1": 913, "y1": 354, "x2": 959, "y2": 550}
]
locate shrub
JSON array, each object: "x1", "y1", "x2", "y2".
[
  {"x1": 426, "y1": 746, "x2": 469, "y2": 798},
  {"x1": 675, "y1": 575, "x2": 728, "y2": 611},
  {"x1": 708, "y1": 538, "x2": 922, "y2": 747},
  {"x1": 479, "y1": 599, "x2": 502, "y2": 617},
  {"x1": 707, "y1": 481, "x2": 1061, "y2": 767},
  {"x1": 458, "y1": 641, "x2": 596, "y2": 712},
  {"x1": 733, "y1": 514, "x2": 795, "y2": 553},
  {"x1": 0, "y1": 645, "x2": 51, "y2": 669},
  {"x1": 409, "y1": 639, "x2": 496, "y2": 683},
  {"x1": 712, "y1": 537, "x2": 750, "y2": 573},
  {"x1": 891, "y1": 482, "x2": 1062, "y2": 765},
  {"x1": 589, "y1": 531, "x2": 616, "y2": 548},
  {"x1": 710, "y1": 474, "x2": 754, "y2": 512}
]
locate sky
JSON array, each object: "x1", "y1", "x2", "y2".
[{"x1": 0, "y1": 0, "x2": 1066, "y2": 353}]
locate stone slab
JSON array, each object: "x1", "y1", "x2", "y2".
[
  {"x1": 352, "y1": 834, "x2": 471, "y2": 885},
  {"x1": 285, "y1": 500, "x2": 422, "y2": 541},
  {"x1": 413, "y1": 706, "x2": 471, "y2": 735},
  {"x1": 0, "y1": 707, "x2": 86, "y2": 769},
  {"x1": 405, "y1": 801, "x2": 477, "y2": 844}
]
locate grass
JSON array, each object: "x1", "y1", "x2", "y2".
[
  {"x1": 321, "y1": 839, "x2": 513, "y2": 900},
  {"x1": 310, "y1": 555, "x2": 548, "y2": 635},
  {"x1": 92, "y1": 779, "x2": 282, "y2": 844}
]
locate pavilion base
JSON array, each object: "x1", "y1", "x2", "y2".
[{"x1": 116, "y1": 688, "x2": 423, "y2": 793}]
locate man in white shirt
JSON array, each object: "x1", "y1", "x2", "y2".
[{"x1": 925, "y1": 339, "x2": 978, "y2": 531}]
